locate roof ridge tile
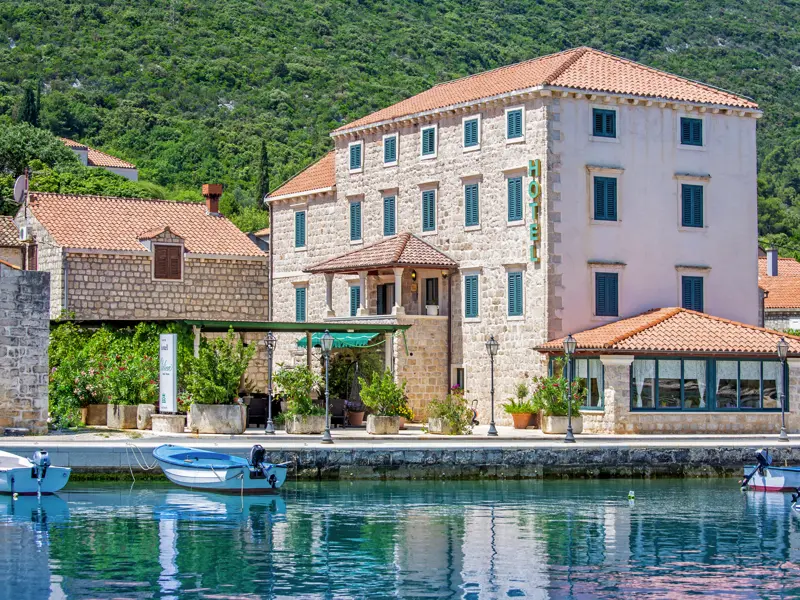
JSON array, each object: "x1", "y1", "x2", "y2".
[{"x1": 606, "y1": 307, "x2": 682, "y2": 347}]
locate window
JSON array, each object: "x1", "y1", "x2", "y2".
[
  {"x1": 294, "y1": 211, "x2": 306, "y2": 248},
  {"x1": 295, "y1": 287, "x2": 307, "y2": 323},
  {"x1": 465, "y1": 183, "x2": 479, "y2": 227},
  {"x1": 421, "y1": 126, "x2": 437, "y2": 158},
  {"x1": 593, "y1": 108, "x2": 616, "y2": 138},
  {"x1": 595, "y1": 272, "x2": 619, "y2": 317},
  {"x1": 506, "y1": 108, "x2": 523, "y2": 140},
  {"x1": 455, "y1": 367, "x2": 465, "y2": 391},
  {"x1": 349, "y1": 141, "x2": 363, "y2": 171},
  {"x1": 464, "y1": 274, "x2": 479, "y2": 319},
  {"x1": 463, "y1": 117, "x2": 480, "y2": 149},
  {"x1": 349, "y1": 285, "x2": 361, "y2": 317},
  {"x1": 682, "y1": 276, "x2": 704, "y2": 312},
  {"x1": 383, "y1": 134, "x2": 397, "y2": 165},
  {"x1": 681, "y1": 184, "x2": 703, "y2": 228},
  {"x1": 422, "y1": 189, "x2": 436, "y2": 232},
  {"x1": 632, "y1": 359, "x2": 786, "y2": 411},
  {"x1": 425, "y1": 278, "x2": 439, "y2": 307},
  {"x1": 507, "y1": 177, "x2": 523, "y2": 222},
  {"x1": 383, "y1": 195, "x2": 396, "y2": 236},
  {"x1": 507, "y1": 271, "x2": 523, "y2": 317},
  {"x1": 350, "y1": 201, "x2": 362, "y2": 241},
  {"x1": 153, "y1": 245, "x2": 182, "y2": 280},
  {"x1": 377, "y1": 283, "x2": 395, "y2": 315},
  {"x1": 680, "y1": 117, "x2": 703, "y2": 146},
  {"x1": 551, "y1": 358, "x2": 604, "y2": 409},
  {"x1": 593, "y1": 176, "x2": 618, "y2": 221}
]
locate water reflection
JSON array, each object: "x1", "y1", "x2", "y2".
[{"x1": 1, "y1": 480, "x2": 800, "y2": 598}]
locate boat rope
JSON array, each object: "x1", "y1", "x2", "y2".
[{"x1": 124, "y1": 443, "x2": 160, "y2": 484}]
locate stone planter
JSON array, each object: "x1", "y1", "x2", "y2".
[
  {"x1": 85, "y1": 404, "x2": 108, "y2": 426},
  {"x1": 137, "y1": 404, "x2": 155, "y2": 430},
  {"x1": 347, "y1": 411, "x2": 365, "y2": 427},
  {"x1": 510, "y1": 413, "x2": 533, "y2": 429},
  {"x1": 189, "y1": 404, "x2": 247, "y2": 434},
  {"x1": 285, "y1": 414, "x2": 326, "y2": 434},
  {"x1": 427, "y1": 417, "x2": 456, "y2": 435},
  {"x1": 542, "y1": 415, "x2": 583, "y2": 435},
  {"x1": 152, "y1": 414, "x2": 186, "y2": 434},
  {"x1": 79, "y1": 407, "x2": 88, "y2": 426},
  {"x1": 107, "y1": 404, "x2": 138, "y2": 429},
  {"x1": 367, "y1": 415, "x2": 400, "y2": 435},
  {"x1": 425, "y1": 304, "x2": 439, "y2": 316}
]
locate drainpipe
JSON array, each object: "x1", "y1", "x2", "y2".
[{"x1": 447, "y1": 270, "x2": 452, "y2": 392}]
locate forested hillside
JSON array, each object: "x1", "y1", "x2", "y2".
[{"x1": 1, "y1": 0, "x2": 800, "y2": 242}]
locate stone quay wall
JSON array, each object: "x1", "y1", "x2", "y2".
[{"x1": 0, "y1": 269, "x2": 50, "y2": 434}]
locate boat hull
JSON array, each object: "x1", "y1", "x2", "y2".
[
  {"x1": 744, "y1": 465, "x2": 800, "y2": 492},
  {"x1": 0, "y1": 467, "x2": 71, "y2": 495}
]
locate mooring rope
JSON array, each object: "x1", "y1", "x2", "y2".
[{"x1": 124, "y1": 443, "x2": 160, "y2": 484}]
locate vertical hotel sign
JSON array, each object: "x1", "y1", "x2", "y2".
[
  {"x1": 159, "y1": 333, "x2": 177, "y2": 413},
  {"x1": 528, "y1": 159, "x2": 541, "y2": 262}
]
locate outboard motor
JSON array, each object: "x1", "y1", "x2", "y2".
[
  {"x1": 31, "y1": 450, "x2": 50, "y2": 480},
  {"x1": 249, "y1": 444, "x2": 267, "y2": 473},
  {"x1": 755, "y1": 448, "x2": 772, "y2": 474}
]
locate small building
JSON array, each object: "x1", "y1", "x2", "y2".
[
  {"x1": 0, "y1": 216, "x2": 25, "y2": 269},
  {"x1": 248, "y1": 227, "x2": 270, "y2": 253},
  {"x1": 16, "y1": 185, "x2": 268, "y2": 321},
  {"x1": 60, "y1": 137, "x2": 139, "y2": 181},
  {"x1": 758, "y1": 249, "x2": 800, "y2": 331},
  {"x1": 537, "y1": 307, "x2": 800, "y2": 434}
]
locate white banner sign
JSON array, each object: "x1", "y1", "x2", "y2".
[{"x1": 159, "y1": 334, "x2": 178, "y2": 413}]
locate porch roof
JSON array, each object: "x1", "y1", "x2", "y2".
[
  {"x1": 536, "y1": 307, "x2": 800, "y2": 357},
  {"x1": 305, "y1": 233, "x2": 457, "y2": 274}
]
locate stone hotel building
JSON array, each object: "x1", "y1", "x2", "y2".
[{"x1": 268, "y1": 47, "x2": 800, "y2": 432}]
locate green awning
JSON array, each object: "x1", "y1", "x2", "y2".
[{"x1": 296, "y1": 332, "x2": 380, "y2": 349}]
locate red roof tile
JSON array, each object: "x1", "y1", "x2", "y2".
[
  {"x1": 335, "y1": 47, "x2": 758, "y2": 133},
  {"x1": 60, "y1": 137, "x2": 136, "y2": 169},
  {"x1": 758, "y1": 256, "x2": 800, "y2": 278},
  {"x1": 538, "y1": 308, "x2": 800, "y2": 356},
  {"x1": 758, "y1": 257, "x2": 800, "y2": 309},
  {"x1": 0, "y1": 259, "x2": 20, "y2": 270},
  {"x1": 253, "y1": 227, "x2": 271, "y2": 237},
  {"x1": 26, "y1": 192, "x2": 265, "y2": 258},
  {"x1": 267, "y1": 152, "x2": 335, "y2": 200},
  {"x1": 306, "y1": 232, "x2": 456, "y2": 273},
  {"x1": 0, "y1": 217, "x2": 23, "y2": 247}
]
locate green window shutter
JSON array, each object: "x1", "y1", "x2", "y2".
[
  {"x1": 465, "y1": 184, "x2": 479, "y2": 227},
  {"x1": 350, "y1": 201, "x2": 362, "y2": 241},
  {"x1": 508, "y1": 177, "x2": 522, "y2": 222},
  {"x1": 593, "y1": 177, "x2": 617, "y2": 221},
  {"x1": 681, "y1": 118, "x2": 702, "y2": 146},
  {"x1": 681, "y1": 184, "x2": 703, "y2": 227},
  {"x1": 465, "y1": 275, "x2": 479, "y2": 318},
  {"x1": 377, "y1": 284, "x2": 386, "y2": 315},
  {"x1": 593, "y1": 109, "x2": 616, "y2": 137},
  {"x1": 350, "y1": 286, "x2": 360, "y2": 317},
  {"x1": 508, "y1": 272, "x2": 523, "y2": 316},
  {"x1": 595, "y1": 272, "x2": 618, "y2": 317},
  {"x1": 349, "y1": 143, "x2": 362, "y2": 170},
  {"x1": 295, "y1": 287, "x2": 306, "y2": 322},
  {"x1": 422, "y1": 190, "x2": 436, "y2": 231},
  {"x1": 605, "y1": 178, "x2": 617, "y2": 221},
  {"x1": 682, "y1": 276, "x2": 704, "y2": 312},
  {"x1": 422, "y1": 128, "x2": 436, "y2": 155},
  {"x1": 507, "y1": 109, "x2": 523, "y2": 139},
  {"x1": 464, "y1": 118, "x2": 479, "y2": 147},
  {"x1": 384, "y1": 136, "x2": 397, "y2": 163},
  {"x1": 295, "y1": 211, "x2": 306, "y2": 247},
  {"x1": 383, "y1": 195, "x2": 396, "y2": 236}
]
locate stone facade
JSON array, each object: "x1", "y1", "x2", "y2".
[
  {"x1": 0, "y1": 247, "x2": 23, "y2": 269},
  {"x1": 764, "y1": 311, "x2": 800, "y2": 332},
  {"x1": 0, "y1": 268, "x2": 49, "y2": 434}
]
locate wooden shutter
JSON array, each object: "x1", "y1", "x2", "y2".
[
  {"x1": 464, "y1": 119, "x2": 478, "y2": 147},
  {"x1": 295, "y1": 211, "x2": 306, "y2": 247},
  {"x1": 377, "y1": 284, "x2": 386, "y2": 315},
  {"x1": 465, "y1": 275, "x2": 478, "y2": 318},
  {"x1": 295, "y1": 287, "x2": 306, "y2": 322},
  {"x1": 682, "y1": 276, "x2": 704, "y2": 312},
  {"x1": 593, "y1": 109, "x2": 604, "y2": 136},
  {"x1": 154, "y1": 245, "x2": 168, "y2": 279},
  {"x1": 349, "y1": 143, "x2": 361, "y2": 170},
  {"x1": 681, "y1": 118, "x2": 702, "y2": 146},
  {"x1": 594, "y1": 177, "x2": 616, "y2": 221},
  {"x1": 384, "y1": 136, "x2": 396, "y2": 163},
  {"x1": 692, "y1": 186, "x2": 703, "y2": 226},
  {"x1": 27, "y1": 244, "x2": 38, "y2": 271},
  {"x1": 605, "y1": 178, "x2": 617, "y2": 221},
  {"x1": 596, "y1": 273, "x2": 618, "y2": 316},
  {"x1": 465, "y1": 184, "x2": 479, "y2": 227},
  {"x1": 508, "y1": 272, "x2": 522, "y2": 316},
  {"x1": 682, "y1": 185, "x2": 703, "y2": 227},
  {"x1": 350, "y1": 286, "x2": 360, "y2": 317},
  {"x1": 422, "y1": 190, "x2": 435, "y2": 231},
  {"x1": 691, "y1": 119, "x2": 702, "y2": 145},
  {"x1": 593, "y1": 109, "x2": 615, "y2": 137},
  {"x1": 507, "y1": 109, "x2": 522, "y2": 138},
  {"x1": 422, "y1": 128, "x2": 435, "y2": 155},
  {"x1": 167, "y1": 246, "x2": 182, "y2": 279},
  {"x1": 384, "y1": 195, "x2": 396, "y2": 236},
  {"x1": 350, "y1": 202, "x2": 361, "y2": 241},
  {"x1": 508, "y1": 177, "x2": 522, "y2": 221}
]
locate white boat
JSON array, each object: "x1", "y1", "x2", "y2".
[
  {"x1": 0, "y1": 450, "x2": 71, "y2": 495},
  {"x1": 153, "y1": 444, "x2": 289, "y2": 494},
  {"x1": 742, "y1": 448, "x2": 800, "y2": 492}
]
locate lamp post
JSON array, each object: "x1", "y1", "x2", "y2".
[
  {"x1": 485, "y1": 335, "x2": 500, "y2": 437},
  {"x1": 264, "y1": 331, "x2": 277, "y2": 434},
  {"x1": 563, "y1": 334, "x2": 577, "y2": 443},
  {"x1": 321, "y1": 330, "x2": 334, "y2": 444},
  {"x1": 777, "y1": 336, "x2": 790, "y2": 442}
]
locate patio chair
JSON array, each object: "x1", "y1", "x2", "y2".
[
  {"x1": 245, "y1": 394, "x2": 267, "y2": 427},
  {"x1": 329, "y1": 396, "x2": 346, "y2": 428}
]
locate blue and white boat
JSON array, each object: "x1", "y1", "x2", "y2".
[{"x1": 153, "y1": 444, "x2": 289, "y2": 494}]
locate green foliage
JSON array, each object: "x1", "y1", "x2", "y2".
[
  {"x1": 255, "y1": 139, "x2": 270, "y2": 204},
  {"x1": 18, "y1": 86, "x2": 39, "y2": 127},
  {"x1": 529, "y1": 363, "x2": 585, "y2": 417},
  {"x1": 186, "y1": 328, "x2": 256, "y2": 405},
  {"x1": 427, "y1": 388, "x2": 472, "y2": 435},
  {"x1": 358, "y1": 370, "x2": 408, "y2": 417},
  {"x1": 503, "y1": 381, "x2": 536, "y2": 415},
  {"x1": 327, "y1": 349, "x2": 383, "y2": 402},
  {"x1": 229, "y1": 205, "x2": 269, "y2": 233},
  {"x1": 274, "y1": 364, "x2": 324, "y2": 417}
]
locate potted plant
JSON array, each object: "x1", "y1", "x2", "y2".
[
  {"x1": 530, "y1": 371, "x2": 585, "y2": 434},
  {"x1": 345, "y1": 399, "x2": 366, "y2": 426},
  {"x1": 396, "y1": 403, "x2": 414, "y2": 429},
  {"x1": 427, "y1": 388, "x2": 473, "y2": 435},
  {"x1": 359, "y1": 370, "x2": 409, "y2": 435},
  {"x1": 425, "y1": 303, "x2": 439, "y2": 316},
  {"x1": 185, "y1": 329, "x2": 256, "y2": 434},
  {"x1": 503, "y1": 382, "x2": 535, "y2": 429},
  {"x1": 274, "y1": 365, "x2": 325, "y2": 434}
]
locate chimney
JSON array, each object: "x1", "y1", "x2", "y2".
[
  {"x1": 202, "y1": 183, "x2": 223, "y2": 216},
  {"x1": 767, "y1": 247, "x2": 779, "y2": 277}
]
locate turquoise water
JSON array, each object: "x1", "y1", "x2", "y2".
[{"x1": 1, "y1": 479, "x2": 800, "y2": 599}]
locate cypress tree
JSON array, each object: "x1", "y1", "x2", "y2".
[
  {"x1": 255, "y1": 140, "x2": 270, "y2": 208},
  {"x1": 18, "y1": 86, "x2": 39, "y2": 127}
]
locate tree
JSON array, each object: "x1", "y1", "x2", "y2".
[
  {"x1": 17, "y1": 86, "x2": 39, "y2": 127},
  {"x1": 255, "y1": 139, "x2": 269, "y2": 208}
]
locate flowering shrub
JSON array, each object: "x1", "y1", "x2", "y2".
[
  {"x1": 428, "y1": 386, "x2": 472, "y2": 434},
  {"x1": 186, "y1": 328, "x2": 257, "y2": 405},
  {"x1": 530, "y1": 360, "x2": 586, "y2": 417},
  {"x1": 358, "y1": 370, "x2": 409, "y2": 417},
  {"x1": 274, "y1": 364, "x2": 324, "y2": 417}
]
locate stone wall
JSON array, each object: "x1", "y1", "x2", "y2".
[
  {"x1": 394, "y1": 315, "x2": 449, "y2": 420},
  {"x1": 0, "y1": 247, "x2": 23, "y2": 269},
  {"x1": 764, "y1": 311, "x2": 800, "y2": 332},
  {"x1": 14, "y1": 213, "x2": 64, "y2": 317},
  {"x1": 0, "y1": 268, "x2": 50, "y2": 434}
]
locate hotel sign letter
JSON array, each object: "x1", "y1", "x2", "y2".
[{"x1": 528, "y1": 159, "x2": 541, "y2": 262}]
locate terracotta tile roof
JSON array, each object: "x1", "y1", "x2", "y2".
[
  {"x1": 758, "y1": 257, "x2": 800, "y2": 309},
  {"x1": 538, "y1": 308, "x2": 800, "y2": 356},
  {"x1": 0, "y1": 259, "x2": 20, "y2": 270},
  {"x1": 254, "y1": 227, "x2": 271, "y2": 237},
  {"x1": 60, "y1": 137, "x2": 136, "y2": 169},
  {"x1": 306, "y1": 232, "x2": 457, "y2": 273},
  {"x1": 758, "y1": 256, "x2": 800, "y2": 277},
  {"x1": 0, "y1": 217, "x2": 23, "y2": 247},
  {"x1": 26, "y1": 192, "x2": 265, "y2": 258},
  {"x1": 335, "y1": 47, "x2": 757, "y2": 133},
  {"x1": 267, "y1": 152, "x2": 335, "y2": 200}
]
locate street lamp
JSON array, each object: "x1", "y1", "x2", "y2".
[
  {"x1": 563, "y1": 334, "x2": 577, "y2": 443},
  {"x1": 264, "y1": 331, "x2": 277, "y2": 434},
  {"x1": 777, "y1": 336, "x2": 790, "y2": 442},
  {"x1": 321, "y1": 330, "x2": 334, "y2": 444},
  {"x1": 485, "y1": 335, "x2": 500, "y2": 437}
]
